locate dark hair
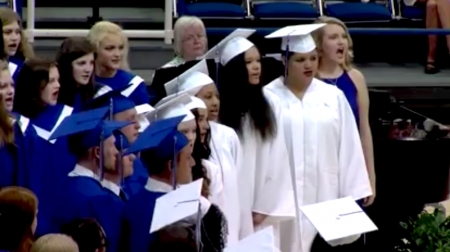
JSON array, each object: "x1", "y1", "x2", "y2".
[
  {"x1": 218, "y1": 49, "x2": 276, "y2": 141},
  {"x1": 0, "y1": 186, "x2": 37, "y2": 252},
  {"x1": 148, "y1": 224, "x2": 197, "y2": 252},
  {"x1": 56, "y1": 37, "x2": 95, "y2": 107},
  {"x1": 191, "y1": 108, "x2": 211, "y2": 197},
  {"x1": 0, "y1": 27, "x2": 6, "y2": 60},
  {"x1": 13, "y1": 58, "x2": 57, "y2": 118},
  {"x1": 60, "y1": 218, "x2": 107, "y2": 252}
]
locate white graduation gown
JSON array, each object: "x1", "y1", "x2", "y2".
[
  {"x1": 209, "y1": 121, "x2": 249, "y2": 245},
  {"x1": 202, "y1": 159, "x2": 225, "y2": 211},
  {"x1": 235, "y1": 90, "x2": 296, "y2": 249},
  {"x1": 264, "y1": 78, "x2": 373, "y2": 252}
]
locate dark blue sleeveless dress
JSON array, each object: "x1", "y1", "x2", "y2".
[{"x1": 322, "y1": 71, "x2": 360, "y2": 128}]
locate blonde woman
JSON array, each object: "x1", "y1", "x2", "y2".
[
  {"x1": 313, "y1": 16, "x2": 376, "y2": 207},
  {"x1": 0, "y1": 7, "x2": 34, "y2": 80},
  {"x1": 31, "y1": 234, "x2": 79, "y2": 252},
  {"x1": 87, "y1": 21, "x2": 155, "y2": 105},
  {"x1": 162, "y1": 16, "x2": 207, "y2": 68}
]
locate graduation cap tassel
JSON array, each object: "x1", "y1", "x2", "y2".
[
  {"x1": 214, "y1": 51, "x2": 220, "y2": 88},
  {"x1": 171, "y1": 135, "x2": 178, "y2": 190},
  {"x1": 118, "y1": 134, "x2": 124, "y2": 185},
  {"x1": 284, "y1": 38, "x2": 290, "y2": 80},
  {"x1": 109, "y1": 98, "x2": 114, "y2": 121},
  {"x1": 195, "y1": 204, "x2": 202, "y2": 251},
  {"x1": 99, "y1": 130, "x2": 105, "y2": 180}
]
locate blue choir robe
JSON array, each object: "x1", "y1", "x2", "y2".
[
  {"x1": 8, "y1": 55, "x2": 24, "y2": 82},
  {"x1": 122, "y1": 158, "x2": 149, "y2": 197},
  {"x1": 49, "y1": 166, "x2": 125, "y2": 252},
  {"x1": 95, "y1": 69, "x2": 157, "y2": 105},
  {"x1": 72, "y1": 92, "x2": 86, "y2": 113},
  {"x1": 122, "y1": 186, "x2": 164, "y2": 252},
  {"x1": 30, "y1": 104, "x2": 77, "y2": 236},
  {"x1": 0, "y1": 113, "x2": 41, "y2": 191}
]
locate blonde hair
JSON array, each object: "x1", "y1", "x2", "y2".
[
  {"x1": 173, "y1": 16, "x2": 206, "y2": 57},
  {"x1": 87, "y1": 21, "x2": 130, "y2": 71},
  {"x1": 0, "y1": 8, "x2": 34, "y2": 59},
  {"x1": 31, "y1": 234, "x2": 79, "y2": 252},
  {"x1": 313, "y1": 16, "x2": 353, "y2": 71}
]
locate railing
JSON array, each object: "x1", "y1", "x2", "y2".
[{"x1": 24, "y1": 0, "x2": 174, "y2": 44}]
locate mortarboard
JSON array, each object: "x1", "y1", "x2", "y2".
[
  {"x1": 300, "y1": 196, "x2": 378, "y2": 244},
  {"x1": 265, "y1": 24, "x2": 326, "y2": 54},
  {"x1": 135, "y1": 103, "x2": 155, "y2": 132},
  {"x1": 164, "y1": 59, "x2": 213, "y2": 96},
  {"x1": 224, "y1": 226, "x2": 279, "y2": 252},
  {"x1": 147, "y1": 92, "x2": 195, "y2": 123},
  {"x1": 49, "y1": 107, "x2": 132, "y2": 150},
  {"x1": 201, "y1": 28, "x2": 256, "y2": 66},
  {"x1": 185, "y1": 96, "x2": 206, "y2": 111}
]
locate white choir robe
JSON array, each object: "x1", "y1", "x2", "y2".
[
  {"x1": 202, "y1": 159, "x2": 226, "y2": 211},
  {"x1": 209, "y1": 121, "x2": 250, "y2": 245},
  {"x1": 235, "y1": 90, "x2": 296, "y2": 249},
  {"x1": 264, "y1": 77, "x2": 373, "y2": 252}
]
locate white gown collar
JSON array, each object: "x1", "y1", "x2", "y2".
[
  {"x1": 68, "y1": 164, "x2": 99, "y2": 180},
  {"x1": 101, "y1": 180, "x2": 121, "y2": 196},
  {"x1": 145, "y1": 177, "x2": 173, "y2": 193}
]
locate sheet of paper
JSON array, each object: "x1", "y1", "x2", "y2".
[
  {"x1": 300, "y1": 197, "x2": 378, "y2": 241},
  {"x1": 149, "y1": 179, "x2": 203, "y2": 233}
]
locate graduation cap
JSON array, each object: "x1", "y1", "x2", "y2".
[
  {"x1": 147, "y1": 92, "x2": 195, "y2": 124},
  {"x1": 224, "y1": 226, "x2": 278, "y2": 252},
  {"x1": 265, "y1": 24, "x2": 326, "y2": 78},
  {"x1": 185, "y1": 96, "x2": 206, "y2": 111},
  {"x1": 299, "y1": 196, "x2": 378, "y2": 245},
  {"x1": 135, "y1": 103, "x2": 155, "y2": 132},
  {"x1": 201, "y1": 28, "x2": 256, "y2": 66},
  {"x1": 164, "y1": 60, "x2": 214, "y2": 97}
]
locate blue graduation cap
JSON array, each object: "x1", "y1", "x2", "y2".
[{"x1": 49, "y1": 107, "x2": 132, "y2": 150}]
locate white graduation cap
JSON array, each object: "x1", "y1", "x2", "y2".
[
  {"x1": 150, "y1": 178, "x2": 204, "y2": 233},
  {"x1": 147, "y1": 92, "x2": 195, "y2": 123},
  {"x1": 300, "y1": 196, "x2": 378, "y2": 244},
  {"x1": 224, "y1": 226, "x2": 279, "y2": 252},
  {"x1": 135, "y1": 104, "x2": 154, "y2": 132},
  {"x1": 164, "y1": 60, "x2": 214, "y2": 96},
  {"x1": 201, "y1": 28, "x2": 256, "y2": 66},
  {"x1": 185, "y1": 96, "x2": 206, "y2": 111},
  {"x1": 265, "y1": 24, "x2": 326, "y2": 54}
]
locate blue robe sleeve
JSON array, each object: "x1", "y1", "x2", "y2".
[{"x1": 122, "y1": 158, "x2": 149, "y2": 196}]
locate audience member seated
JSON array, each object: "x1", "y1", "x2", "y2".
[
  {"x1": 60, "y1": 218, "x2": 107, "y2": 252},
  {"x1": 403, "y1": 0, "x2": 450, "y2": 74},
  {"x1": 148, "y1": 224, "x2": 198, "y2": 252},
  {"x1": 162, "y1": 16, "x2": 207, "y2": 68},
  {"x1": 0, "y1": 186, "x2": 38, "y2": 252},
  {"x1": 31, "y1": 234, "x2": 79, "y2": 252}
]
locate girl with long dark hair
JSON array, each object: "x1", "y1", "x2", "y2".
[{"x1": 55, "y1": 37, "x2": 96, "y2": 112}]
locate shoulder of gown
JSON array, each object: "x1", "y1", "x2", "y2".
[
  {"x1": 201, "y1": 159, "x2": 224, "y2": 208},
  {"x1": 161, "y1": 56, "x2": 185, "y2": 68}
]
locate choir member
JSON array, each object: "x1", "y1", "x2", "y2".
[
  {"x1": 47, "y1": 107, "x2": 131, "y2": 252},
  {"x1": 0, "y1": 60, "x2": 39, "y2": 190},
  {"x1": 88, "y1": 90, "x2": 151, "y2": 196},
  {"x1": 87, "y1": 21, "x2": 156, "y2": 105},
  {"x1": 31, "y1": 234, "x2": 79, "y2": 252},
  {"x1": 13, "y1": 58, "x2": 76, "y2": 236},
  {"x1": 263, "y1": 24, "x2": 373, "y2": 252},
  {"x1": 204, "y1": 30, "x2": 295, "y2": 246},
  {"x1": 162, "y1": 16, "x2": 207, "y2": 68},
  {"x1": 186, "y1": 96, "x2": 225, "y2": 209},
  {"x1": 0, "y1": 7, "x2": 34, "y2": 80},
  {"x1": 61, "y1": 218, "x2": 107, "y2": 252},
  {"x1": 163, "y1": 60, "x2": 244, "y2": 244},
  {"x1": 122, "y1": 94, "x2": 227, "y2": 252},
  {"x1": 0, "y1": 186, "x2": 38, "y2": 252},
  {"x1": 55, "y1": 37, "x2": 96, "y2": 112},
  {"x1": 313, "y1": 17, "x2": 376, "y2": 207}
]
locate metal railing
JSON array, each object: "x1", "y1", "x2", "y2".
[{"x1": 24, "y1": 0, "x2": 174, "y2": 44}]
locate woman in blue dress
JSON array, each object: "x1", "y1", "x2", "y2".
[
  {"x1": 0, "y1": 7, "x2": 34, "y2": 81},
  {"x1": 313, "y1": 16, "x2": 376, "y2": 207},
  {"x1": 87, "y1": 21, "x2": 156, "y2": 105},
  {"x1": 55, "y1": 36, "x2": 96, "y2": 112},
  {"x1": 0, "y1": 60, "x2": 40, "y2": 192},
  {"x1": 13, "y1": 57, "x2": 76, "y2": 236}
]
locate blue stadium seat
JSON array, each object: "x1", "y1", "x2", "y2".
[
  {"x1": 324, "y1": 1, "x2": 393, "y2": 22},
  {"x1": 252, "y1": 1, "x2": 319, "y2": 19},
  {"x1": 177, "y1": 1, "x2": 247, "y2": 18},
  {"x1": 400, "y1": 2, "x2": 424, "y2": 20}
]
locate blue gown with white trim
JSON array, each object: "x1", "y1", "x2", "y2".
[
  {"x1": 8, "y1": 55, "x2": 24, "y2": 82},
  {"x1": 122, "y1": 158, "x2": 149, "y2": 196},
  {"x1": 50, "y1": 176, "x2": 125, "y2": 252},
  {"x1": 95, "y1": 70, "x2": 157, "y2": 105}
]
